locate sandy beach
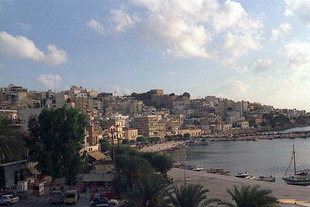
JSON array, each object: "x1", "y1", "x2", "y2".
[
  {"x1": 139, "y1": 141, "x2": 186, "y2": 152},
  {"x1": 168, "y1": 168, "x2": 310, "y2": 206}
]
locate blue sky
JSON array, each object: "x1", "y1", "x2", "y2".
[{"x1": 0, "y1": 0, "x2": 310, "y2": 110}]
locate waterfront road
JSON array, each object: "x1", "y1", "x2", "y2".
[
  {"x1": 12, "y1": 193, "x2": 90, "y2": 207},
  {"x1": 168, "y1": 168, "x2": 310, "y2": 206}
]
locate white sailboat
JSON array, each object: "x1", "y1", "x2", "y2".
[{"x1": 282, "y1": 144, "x2": 310, "y2": 185}]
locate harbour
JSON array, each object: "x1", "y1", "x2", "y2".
[{"x1": 168, "y1": 135, "x2": 310, "y2": 185}]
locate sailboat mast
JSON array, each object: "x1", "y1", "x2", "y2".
[{"x1": 293, "y1": 144, "x2": 296, "y2": 174}]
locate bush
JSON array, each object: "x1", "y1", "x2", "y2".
[{"x1": 122, "y1": 139, "x2": 130, "y2": 144}]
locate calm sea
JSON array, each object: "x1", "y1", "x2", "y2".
[{"x1": 168, "y1": 127, "x2": 310, "y2": 184}]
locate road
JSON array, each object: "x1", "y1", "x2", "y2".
[{"x1": 11, "y1": 193, "x2": 90, "y2": 207}]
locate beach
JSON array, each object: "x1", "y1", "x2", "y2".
[
  {"x1": 168, "y1": 168, "x2": 310, "y2": 206},
  {"x1": 139, "y1": 141, "x2": 186, "y2": 152}
]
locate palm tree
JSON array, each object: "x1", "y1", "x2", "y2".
[
  {"x1": 221, "y1": 185, "x2": 279, "y2": 207},
  {"x1": 164, "y1": 183, "x2": 216, "y2": 207},
  {"x1": 123, "y1": 174, "x2": 168, "y2": 207},
  {"x1": 0, "y1": 116, "x2": 25, "y2": 164}
]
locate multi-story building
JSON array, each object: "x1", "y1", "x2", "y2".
[{"x1": 133, "y1": 115, "x2": 163, "y2": 137}]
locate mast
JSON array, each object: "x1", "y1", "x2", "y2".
[{"x1": 293, "y1": 144, "x2": 296, "y2": 174}]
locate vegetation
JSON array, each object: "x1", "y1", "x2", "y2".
[
  {"x1": 220, "y1": 185, "x2": 279, "y2": 207},
  {"x1": 0, "y1": 116, "x2": 26, "y2": 164},
  {"x1": 27, "y1": 106, "x2": 87, "y2": 185},
  {"x1": 112, "y1": 146, "x2": 173, "y2": 202},
  {"x1": 99, "y1": 138, "x2": 112, "y2": 152},
  {"x1": 122, "y1": 139, "x2": 130, "y2": 144},
  {"x1": 164, "y1": 183, "x2": 216, "y2": 207},
  {"x1": 124, "y1": 174, "x2": 168, "y2": 207}
]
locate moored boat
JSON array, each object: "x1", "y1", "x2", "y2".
[
  {"x1": 235, "y1": 172, "x2": 250, "y2": 178},
  {"x1": 282, "y1": 144, "x2": 310, "y2": 185},
  {"x1": 254, "y1": 175, "x2": 275, "y2": 182},
  {"x1": 192, "y1": 166, "x2": 204, "y2": 171}
]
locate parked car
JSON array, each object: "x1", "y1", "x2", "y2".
[
  {"x1": 89, "y1": 197, "x2": 117, "y2": 207},
  {"x1": 0, "y1": 194, "x2": 19, "y2": 205},
  {"x1": 64, "y1": 190, "x2": 78, "y2": 205}
]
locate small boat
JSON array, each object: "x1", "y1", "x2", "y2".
[
  {"x1": 207, "y1": 168, "x2": 230, "y2": 175},
  {"x1": 255, "y1": 175, "x2": 275, "y2": 182},
  {"x1": 235, "y1": 172, "x2": 251, "y2": 178},
  {"x1": 192, "y1": 166, "x2": 204, "y2": 171},
  {"x1": 282, "y1": 144, "x2": 310, "y2": 185}
]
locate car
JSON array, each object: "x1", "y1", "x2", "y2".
[
  {"x1": 64, "y1": 190, "x2": 78, "y2": 205},
  {"x1": 0, "y1": 194, "x2": 19, "y2": 205},
  {"x1": 89, "y1": 197, "x2": 116, "y2": 207}
]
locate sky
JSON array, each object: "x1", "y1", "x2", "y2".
[{"x1": 0, "y1": 0, "x2": 309, "y2": 110}]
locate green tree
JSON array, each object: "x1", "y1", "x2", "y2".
[
  {"x1": 99, "y1": 138, "x2": 111, "y2": 152},
  {"x1": 122, "y1": 139, "x2": 130, "y2": 144},
  {"x1": 0, "y1": 116, "x2": 25, "y2": 164},
  {"x1": 115, "y1": 154, "x2": 153, "y2": 186},
  {"x1": 137, "y1": 137, "x2": 145, "y2": 142},
  {"x1": 27, "y1": 106, "x2": 87, "y2": 185},
  {"x1": 150, "y1": 154, "x2": 173, "y2": 175},
  {"x1": 125, "y1": 174, "x2": 168, "y2": 207},
  {"x1": 184, "y1": 133, "x2": 191, "y2": 140},
  {"x1": 221, "y1": 185, "x2": 279, "y2": 207},
  {"x1": 164, "y1": 183, "x2": 215, "y2": 207}
]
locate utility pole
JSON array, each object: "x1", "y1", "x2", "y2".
[
  {"x1": 184, "y1": 153, "x2": 186, "y2": 186},
  {"x1": 111, "y1": 128, "x2": 116, "y2": 169}
]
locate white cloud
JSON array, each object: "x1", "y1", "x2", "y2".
[
  {"x1": 0, "y1": 31, "x2": 67, "y2": 65},
  {"x1": 86, "y1": 19, "x2": 105, "y2": 34},
  {"x1": 37, "y1": 74, "x2": 62, "y2": 89},
  {"x1": 253, "y1": 58, "x2": 272, "y2": 72},
  {"x1": 17, "y1": 22, "x2": 32, "y2": 30},
  {"x1": 220, "y1": 79, "x2": 249, "y2": 100},
  {"x1": 111, "y1": 9, "x2": 140, "y2": 33},
  {"x1": 131, "y1": 0, "x2": 263, "y2": 61},
  {"x1": 271, "y1": 22, "x2": 292, "y2": 41},
  {"x1": 284, "y1": 0, "x2": 310, "y2": 24},
  {"x1": 281, "y1": 41, "x2": 310, "y2": 70}
]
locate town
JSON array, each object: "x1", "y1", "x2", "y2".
[{"x1": 1, "y1": 83, "x2": 310, "y2": 206}]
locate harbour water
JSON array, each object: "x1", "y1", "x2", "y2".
[{"x1": 168, "y1": 137, "x2": 310, "y2": 184}]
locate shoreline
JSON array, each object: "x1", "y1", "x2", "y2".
[{"x1": 168, "y1": 168, "x2": 310, "y2": 206}]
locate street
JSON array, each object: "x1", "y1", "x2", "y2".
[{"x1": 11, "y1": 193, "x2": 90, "y2": 207}]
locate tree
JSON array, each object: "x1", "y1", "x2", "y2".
[
  {"x1": 150, "y1": 154, "x2": 173, "y2": 175},
  {"x1": 0, "y1": 116, "x2": 25, "y2": 164},
  {"x1": 99, "y1": 138, "x2": 111, "y2": 152},
  {"x1": 221, "y1": 185, "x2": 279, "y2": 207},
  {"x1": 164, "y1": 183, "x2": 215, "y2": 207},
  {"x1": 122, "y1": 139, "x2": 130, "y2": 145},
  {"x1": 137, "y1": 137, "x2": 145, "y2": 142},
  {"x1": 115, "y1": 154, "x2": 153, "y2": 186},
  {"x1": 27, "y1": 106, "x2": 87, "y2": 185},
  {"x1": 182, "y1": 92, "x2": 191, "y2": 98},
  {"x1": 125, "y1": 174, "x2": 168, "y2": 207},
  {"x1": 184, "y1": 133, "x2": 191, "y2": 140}
]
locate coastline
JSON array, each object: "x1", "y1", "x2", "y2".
[
  {"x1": 139, "y1": 141, "x2": 187, "y2": 152},
  {"x1": 168, "y1": 168, "x2": 310, "y2": 206}
]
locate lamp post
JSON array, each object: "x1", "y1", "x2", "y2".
[{"x1": 110, "y1": 127, "x2": 116, "y2": 169}]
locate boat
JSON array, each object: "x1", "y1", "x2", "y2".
[
  {"x1": 235, "y1": 172, "x2": 251, "y2": 178},
  {"x1": 207, "y1": 168, "x2": 230, "y2": 175},
  {"x1": 254, "y1": 175, "x2": 275, "y2": 182},
  {"x1": 192, "y1": 166, "x2": 204, "y2": 171},
  {"x1": 282, "y1": 144, "x2": 310, "y2": 185}
]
